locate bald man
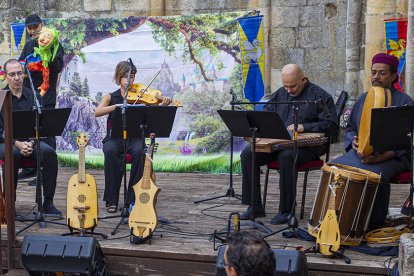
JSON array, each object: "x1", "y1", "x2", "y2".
[{"x1": 240, "y1": 64, "x2": 338, "y2": 224}]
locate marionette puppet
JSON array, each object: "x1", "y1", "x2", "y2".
[{"x1": 25, "y1": 27, "x2": 60, "y2": 96}]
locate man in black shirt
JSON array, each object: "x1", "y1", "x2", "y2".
[
  {"x1": 240, "y1": 64, "x2": 338, "y2": 224},
  {"x1": 0, "y1": 59, "x2": 61, "y2": 216}
]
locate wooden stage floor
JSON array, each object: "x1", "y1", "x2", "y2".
[{"x1": 3, "y1": 144, "x2": 409, "y2": 275}]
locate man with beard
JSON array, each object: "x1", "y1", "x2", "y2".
[{"x1": 332, "y1": 53, "x2": 414, "y2": 230}]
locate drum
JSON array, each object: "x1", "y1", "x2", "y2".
[{"x1": 308, "y1": 163, "x2": 381, "y2": 246}]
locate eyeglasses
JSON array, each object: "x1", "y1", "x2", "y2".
[{"x1": 7, "y1": 71, "x2": 24, "y2": 78}]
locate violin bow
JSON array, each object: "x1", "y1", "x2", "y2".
[{"x1": 132, "y1": 68, "x2": 163, "y2": 105}]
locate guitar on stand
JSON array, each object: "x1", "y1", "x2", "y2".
[
  {"x1": 129, "y1": 134, "x2": 160, "y2": 244},
  {"x1": 66, "y1": 133, "x2": 106, "y2": 238}
]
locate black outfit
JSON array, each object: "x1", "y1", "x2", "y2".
[
  {"x1": 241, "y1": 82, "x2": 338, "y2": 214},
  {"x1": 0, "y1": 86, "x2": 58, "y2": 202},
  {"x1": 332, "y1": 86, "x2": 414, "y2": 230},
  {"x1": 103, "y1": 89, "x2": 144, "y2": 207},
  {"x1": 19, "y1": 39, "x2": 64, "y2": 149}
]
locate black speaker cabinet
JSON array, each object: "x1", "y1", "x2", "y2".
[
  {"x1": 21, "y1": 235, "x2": 107, "y2": 275},
  {"x1": 216, "y1": 246, "x2": 308, "y2": 275}
]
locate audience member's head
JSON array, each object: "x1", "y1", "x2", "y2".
[{"x1": 224, "y1": 231, "x2": 276, "y2": 276}]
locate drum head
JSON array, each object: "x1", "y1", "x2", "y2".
[{"x1": 324, "y1": 163, "x2": 381, "y2": 184}]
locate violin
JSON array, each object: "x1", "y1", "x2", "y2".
[{"x1": 127, "y1": 83, "x2": 182, "y2": 107}]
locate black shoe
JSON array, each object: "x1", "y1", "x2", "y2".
[
  {"x1": 270, "y1": 212, "x2": 290, "y2": 225},
  {"x1": 43, "y1": 202, "x2": 62, "y2": 217},
  {"x1": 240, "y1": 205, "x2": 266, "y2": 220},
  {"x1": 18, "y1": 168, "x2": 36, "y2": 180},
  {"x1": 28, "y1": 178, "x2": 37, "y2": 186}
]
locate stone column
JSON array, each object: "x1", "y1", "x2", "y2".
[
  {"x1": 406, "y1": 0, "x2": 414, "y2": 98},
  {"x1": 150, "y1": 0, "x2": 165, "y2": 16},
  {"x1": 364, "y1": 0, "x2": 408, "y2": 91},
  {"x1": 399, "y1": 233, "x2": 414, "y2": 276},
  {"x1": 345, "y1": 0, "x2": 362, "y2": 99}
]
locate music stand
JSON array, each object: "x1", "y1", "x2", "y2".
[
  {"x1": 218, "y1": 110, "x2": 292, "y2": 234},
  {"x1": 102, "y1": 105, "x2": 177, "y2": 235},
  {"x1": 370, "y1": 105, "x2": 414, "y2": 215},
  {"x1": 12, "y1": 108, "x2": 72, "y2": 138},
  {"x1": 14, "y1": 108, "x2": 72, "y2": 235},
  {"x1": 194, "y1": 90, "x2": 242, "y2": 204}
]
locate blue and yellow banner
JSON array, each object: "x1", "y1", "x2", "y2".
[
  {"x1": 10, "y1": 22, "x2": 26, "y2": 59},
  {"x1": 384, "y1": 18, "x2": 407, "y2": 91},
  {"x1": 238, "y1": 16, "x2": 265, "y2": 103}
]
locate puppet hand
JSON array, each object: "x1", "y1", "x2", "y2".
[{"x1": 39, "y1": 87, "x2": 46, "y2": 97}]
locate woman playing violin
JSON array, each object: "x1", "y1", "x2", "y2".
[{"x1": 95, "y1": 61, "x2": 172, "y2": 213}]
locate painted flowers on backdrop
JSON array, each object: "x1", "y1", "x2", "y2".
[{"x1": 0, "y1": 66, "x2": 6, "y2": 89}]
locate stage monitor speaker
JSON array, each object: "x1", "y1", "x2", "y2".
[
  {"x1": 216, "y1": 246, "x2": 308, "y2": 275},
  {"x1": 21, "y1": 235, "x2": 107, "y2": 275}
]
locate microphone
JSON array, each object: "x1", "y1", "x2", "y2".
[
  {"x1": 233, "y1": 105, "x2": 245, "y2": 111},
  {"x1": 128, "y1": 58, "x2": 134, "y2": 69}
]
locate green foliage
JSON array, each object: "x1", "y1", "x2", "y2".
[
  {"x1": 69, "y1": 72, "x2": 82, "y2": 96},
  {"x1": 57, "y1": 152, "x2": 241, "y2": 174},
  {"x1": 191, "y1": 114, "x2": 222, "y2": 138},
  {"x1": 81, "y1": 76, "x2": 90, "y2": 97},
  {"x1": 175, "y1": 85, "x2": 233, "y2": 153},
  {"x1": 147, "y1": 12, "x2": 249, "y2": 80},
  {"x1": 195, "y1": 127, "x2": 231, "y2": 154},
  {"x1": 68, "y1": 130, "x2": 82, "y2": 150},
  {"x1": 229, "y1": 63, "x2": 243, "y2": 98},
  {"x1": 95, "y1": 91, "x2": 103, "y2": 104},
  {"x1": 46, "y1": 17, "x2": 142, "y2": 63}
]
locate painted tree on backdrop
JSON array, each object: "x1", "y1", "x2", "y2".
[{"x1": 45, "y1": 13, "x2": 251, "y2": 153}]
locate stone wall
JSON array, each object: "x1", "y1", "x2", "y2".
[
  {"x1": 270, "y1": 0, "x2": 348, "y2": 95},
  {"x1": 0, "y1": 0, "x2": 406, "y2": 97}
]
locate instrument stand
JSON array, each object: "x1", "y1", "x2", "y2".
[
  {"x1": 218, "y1": 110, "x2": 294, "y2": 234},
  {"x1": 63, "y1": 218, "x2": 108, "y2": 239},
  {"x1": 13, "y1": 88, "x2": 71, "y2": 235},
  {"x1": 194, "y1": 90, "x2": 242, "y2": 204},
  {"x1": 370, "y1": 106, "x2": 414, "y2": 216},
  {"x1": 99, "y1": 106, "x2": 177, "y2": 236},
  {"x1": 288, "y1": 103, "x2": 300, "y2": 228},
  {"x1": 303, "y1": 246, "x2": 351, "y2": 264}
]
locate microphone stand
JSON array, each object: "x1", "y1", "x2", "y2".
[
  {"x1": 109, "y1": 59, "x2": 134, "y2": 235},
  {"x1": 194, "y1": 89, "x2": 242, "y2": 204},
  {"x1": 16, "y1": 61, "x2": 66, "y2": 235},
  {"x1": 230, "y1": 99, "x2": 321, "y2": 233}
]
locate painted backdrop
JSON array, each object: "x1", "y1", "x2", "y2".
[{"x1": 13, "y1": 12, "x2": 258, "y2": 173}]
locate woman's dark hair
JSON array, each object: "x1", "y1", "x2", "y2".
[{"x1": 114, "y1": 60, "x2": 137, "y2": 85}]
